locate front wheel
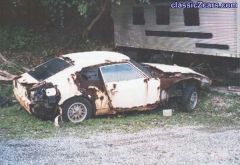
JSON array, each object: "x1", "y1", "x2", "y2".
[
  {"x1": 62, "y1": 97, "x2": 93, "y2": 123},
  {"x1": 181, "y1": 86, "x2": 199, "y2": 112}
]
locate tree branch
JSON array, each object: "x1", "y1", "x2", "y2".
[
  {"x1": 0, "y1": 52, "x2": 29, "y2": 84},
  {"x1": 0, "y1": 53, "x2": 30, "y2": 72},
  {"x1": 82, "y1": 0, "x2": 110, "y2": 38},
  {"x1": 0, "y1": 70, "x2": 17, "y2": 84}
]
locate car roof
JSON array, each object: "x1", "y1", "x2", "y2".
[{"x1": 62, "y1": 51, "x2": 130, "y2": 67}]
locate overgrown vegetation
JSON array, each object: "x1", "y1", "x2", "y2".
[
  {"x1": 0, "y1": 84, "x2": 12, "y2": 97},
  {"x1": 1, "y1": 0, "x2": 148, "y2": 34},
  {"x1": 0, "y1": 91, "x2": 239, "y2": 139},
  {"x1": 0, "y1": 0, "x2": 116, "y2": 65},
  {"x1": 0, "y1": 26, "x2": 40, "y2": 51},
  {"x1": 0, "y1": 25, "x2": 113, "y2": 74},
  {"x1": 0, "y1": 26, "x2": 110, "y2": 52}
]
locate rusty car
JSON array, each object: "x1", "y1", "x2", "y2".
[{"x1": 13, "y1": 51, "x2": 211, "y2": 123}]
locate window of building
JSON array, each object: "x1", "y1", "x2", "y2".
[
  {"x1": 183, "y1": 8, "x2": 200, "y2": 26},
  {"x1": 132, "y1": 6, "x2": 145, "y2": 25},
  {"x1": 156, "y1": 5, "x2": 170, "y2": 25}
]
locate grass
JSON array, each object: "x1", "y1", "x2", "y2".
[{"x1": 0, "y1": 90, "x2": 239, "y2": 139}]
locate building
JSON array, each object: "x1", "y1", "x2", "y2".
[{"x1": 112, "y1": 0, "x2": 240, "y2": 59}]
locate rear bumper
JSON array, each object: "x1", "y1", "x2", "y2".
[
  {"x1": 13, "y1": 87, "x2": 57, "y2": 118},
  {"x1": 13, "y1": 80, "x2": 59, "y2": 119},
  {"x1": 13, "y1": 87, "x2": 31, "y2": 113}
]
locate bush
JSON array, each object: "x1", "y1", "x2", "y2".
[
  {"x1": 0, "y1": 84, "x2": 13, "y2": 97},
  {"x1": 0, "y1": 26, "x2": 40, "y2": 51}
]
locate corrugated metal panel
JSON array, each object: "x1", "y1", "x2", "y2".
[
  {"x1": 112, "y1": 0, "x2": 239, "y2": 58},
  {"x1": 237, "y1": 0, "x2": 240, "y2": 57}
]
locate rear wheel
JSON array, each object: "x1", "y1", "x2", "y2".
[
  {"x1": 62, "y1": 97, "x2": 93, "y2": 123},
  {"x1": 181, "y1": 86, "x2": 198, "y2": 112}
]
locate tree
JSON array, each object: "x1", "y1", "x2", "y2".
[{"x1": 5, "y1": 0, "x2": 149, "y2": 37}]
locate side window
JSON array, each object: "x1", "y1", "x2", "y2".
[
  {"x1": 184, "y1": 8, "x2": 200, "y2": 26},
  {"x1": 156, "y1": 5, "x2": 170, "y2": 25},
  {"x1": 100, "y1": 63, "x2": 143, "y2": 83},
  {"x1": 132, "y1": 6, "x2": 145, "y2": 25},
  {"x1": 80, "y1": 67, "x2": 100, "y2": 81}
]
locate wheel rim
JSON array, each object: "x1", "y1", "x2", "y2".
[
  {"x1": 189, "y1": 92, "x2": 198, "y2": 109},
  {"x1": 67, "y1": 102, "x2": 87, "y2": 123}
]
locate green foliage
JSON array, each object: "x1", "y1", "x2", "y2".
[
  {"x1": 0, "y1": 25, "x2": 111, "y2": 59},
  {"x1": 0, "y1": 26, "x2": 40, "y2": 51},
  {"x1": 0, "y1": 84, "x2": 13, "y2": 97},
  {"x1": 7, "y1": 0, "x2": 100, "y2": 28},
  {"x1": 40, "y1": 0, "x2": 100, "y2": 28}
]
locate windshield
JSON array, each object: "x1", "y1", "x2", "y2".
[
  {"x1": 130, "y1": 60, "x2": 152, "y2": 77},
  {"x1": 28, "y1": 58, "x2": 71, "y2": 81}
]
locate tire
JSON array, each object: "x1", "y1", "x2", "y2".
[
  {"x1": 181, "y1": 86, "x2": 198, "y2": 112},
  {"x1": 62, "y1": 97, "x2": 93, "y2": 123}
]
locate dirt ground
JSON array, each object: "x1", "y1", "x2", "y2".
[{"x1": 1, "y1": 126, "x2": 240, "y2": 165}]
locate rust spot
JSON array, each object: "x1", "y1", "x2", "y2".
[
  {"x1": 84, "y1": 87, "x2": 98, "y2": 99},
  {"x1": 114, "y1": 100, "x2": 160, "y2": 112},
  {"x1": 144, "y1": 78, "x2": 150, "y2": 83},
  {"x1": 161, "y1": 78, "x2": 179, "y2": 89},
  {"x1": 144, "y1": 65, "x2": 205, "y2": 90},
  {"x1": 13, "y1": 75, "x2": 22, "y2": 80},
  {"x1": 30, "y1": 81, "x2": 46, "y2": 90},
  {"x1": 62, "y1": 56, "x2": 75, "y2": 65},
  {"x1": 71, "y1": 73, "x2": 75, "y2": 79},
  {"x1": 14, "y1": 93, "x2": 31, "y2": 113},
  {"x1": 72, "y1": 70, "x2": 113, "y2": 115}
]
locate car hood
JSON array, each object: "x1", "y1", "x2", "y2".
[{"x1": 144, "y1": 63, "x2": 206, "y2": 77}]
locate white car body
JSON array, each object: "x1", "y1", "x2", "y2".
[{"x1": 13, "y1": 51, "x2": 211, "y2": 119}]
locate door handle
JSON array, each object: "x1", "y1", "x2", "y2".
[{"x1": 110, "y1": 83, "x2": 118, "y2": 94}]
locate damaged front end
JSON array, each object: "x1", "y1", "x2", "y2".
[
  {"x1": 29, "y1": 82, "x2": 61, "y2": 119},
  {"x1": 14, "y1": 80, "x2": 61, "y2": 119}
]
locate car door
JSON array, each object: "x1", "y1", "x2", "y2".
[{"x1": 100, "y1": 63, "x2": 160, "y2": 110}]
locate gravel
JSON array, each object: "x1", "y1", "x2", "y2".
[{"x1": 0, "y1": 126, "x2": 240, "y2": 165}]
